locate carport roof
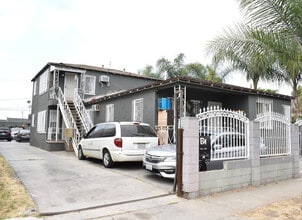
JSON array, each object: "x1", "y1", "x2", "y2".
[{"x1": 85, "y1": 77, "x2": 291, "y2": 104}]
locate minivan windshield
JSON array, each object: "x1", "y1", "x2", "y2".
[{"x1": 121, "y1": 124, "x2": 157, "y2": 137}]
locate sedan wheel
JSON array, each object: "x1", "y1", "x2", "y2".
[{"x1": 103, "y1": 150, "x2": 114, "y2": 168}]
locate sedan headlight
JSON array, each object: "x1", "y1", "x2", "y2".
[{"x1": 163, "y1": 156, "x2": 176, "y2": 162}]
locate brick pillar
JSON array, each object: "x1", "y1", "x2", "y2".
[
  {"x1": 181, "y1": 117, "x2": 200, "y2": 199},
  {"x1": 249, "y1": 121, "x2": 261, "y2": 186},
  {"x1": 291, "y1": 124, "x2": 300, "y2": 178}
]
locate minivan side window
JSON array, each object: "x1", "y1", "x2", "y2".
[
  {"x1": 103, "y1": 124, "x2": 116, "y2": 137},
  {"x1": 87, "y1": 124, "x2": 105, "y2": 138},
  {"x1": 86, "y1": 126, "x2": 97, "y2": 138}
]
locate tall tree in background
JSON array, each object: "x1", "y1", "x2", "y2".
[
  {"x1": 207, "y1": 0, "x2": 302, "y2": 121},
  {"x1": 239, "y1": 0, "x2": 302, "y2": 121},
  {"x1": 207, "y1": 25, "x2": 277, "y2": 90},
  {"x1": 156, "y1": 53, "x2": 187, "y2": 78},
  {"x1": 140, "y1": 65, "x2": 161, "y2": 78},
  {"x1": 140, "y1": 53, "x2": 222, "y2": 82}
]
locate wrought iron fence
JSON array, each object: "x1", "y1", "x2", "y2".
[
  {"x1": 295, "y1": 120, "x2": 302, "y2": 158},
  {"x1": 47, "y1": 127, "x2": 63, "y2": 141},
  {"x1": 255, "y1": 112, "x2": 291, "y2": 157},
  {"x1": 155, "y1": 125, "x2": 175, "y2": 144}
]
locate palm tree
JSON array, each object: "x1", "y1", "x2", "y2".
[
  {"x1": 156, "y1": 53, "x2": 187, "y2": 78},
  {"x1": 140, "y1": 65, "x2": 161, "y2": 79},
  {"x1": 183, "y1": 63, "x2": 207, "y2": 79},
  {"x1": 238, "y1": 0, "x2": 302, "y2": 120},
  {"x1": 205, "y1": 65, "x2": 222, "y2": 83},
  {"x1": 207, "y1": 25, "x2": 275, "y2": 89},
  {"x1": 207, "y1": 0, "x2": 302, "y2": 120}
]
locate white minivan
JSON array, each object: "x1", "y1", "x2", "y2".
[{"x1": 78, "y1": 122, "x2": 158, "y2": 168}]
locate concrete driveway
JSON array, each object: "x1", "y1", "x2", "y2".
[{"x1": 0, "y1": 142, "x2": 173, "y2": 215}]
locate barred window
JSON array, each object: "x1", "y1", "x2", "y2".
[
  {"x1": 106, "y1": 104, "x2": 114, "y2": 122},
  {"x1": 256, "y1": 98, "x2": 272, "y2": 116},
  {"x1": 37, "y1": 110, "x2": 47, "y2": 133},
  {"x1": 84, "y1": 75, "x2": 96, "y2": 95},
  {"x1": 132, "y1": 98, "x2": 143, "y2": 122}
]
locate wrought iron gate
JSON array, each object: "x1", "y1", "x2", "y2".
[{"x1": 197, "y1": 106, "x2": 249, "y2": 161}]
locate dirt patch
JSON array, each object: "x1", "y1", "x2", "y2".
[
  {"x1": 238, "y1": 196, "x2": 302, "y2": 219},
  {"x1": 0, "y1": 154, "x2": 39, "y2": 219}
]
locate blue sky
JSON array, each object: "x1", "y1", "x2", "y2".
[{"x1": 0, "y1": 0, "x2": 290, "y2": 120}]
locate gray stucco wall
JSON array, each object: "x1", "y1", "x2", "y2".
[
  {"x1": 92, "y1": 89, "x2": 157, "y2": 128},
  {"x1": 248, "y1": 95, "x2": 291, "y2": 120},
  {"x1": 84, "y1": 70, "x2": 158, "y2": 99}
]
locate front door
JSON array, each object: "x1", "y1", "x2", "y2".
[{"x1": 64, "y1": 73, "x2": 78, "y2": 100}]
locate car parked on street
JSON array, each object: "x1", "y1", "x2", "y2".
[
  {"x1": 10, "y1": 127, "x2": 23, "y2": 139},
  {"x1": 15, "y1": 129, "x2": 30, "y2": 142},
  {"x1": 0, "y1": 127, "x2": 12, "y2": 141},
  {"x1": 78, "y1": 122, "x2": 158, "y2": 168}
]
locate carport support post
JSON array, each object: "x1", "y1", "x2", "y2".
[{"x1": 177, "y1": 128, "x2": 184, "y2": 196}]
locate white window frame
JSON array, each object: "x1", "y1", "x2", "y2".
[
  {"x1": 256, "y1": 98, "x2": 273, "y2": 129},
  {"x1": 31, "y1": 113, "x2": 35, "y2": 127},
  {"x1": 87, "y1": 107, "x2": 94, "y2": 124},
  {"x1": 33, "y1": 81, "x2": 37, "y2": 96},
  {"x1": 106, "y1": 104, "x2": 114, "y2": 122},
  {"x1": 37, "y1": 110, "x2": 47, "y2": 133},
  {"x1": 132, "y1": 98, "x2": 143, "y2": 122},
  {"x1": 39, "y1": 69, "x2": 49, "y2": 95},
  {"x1": 47, "y1": 110, "x2": 57, "y2": 140},
  {"x1": 283, "y1": 105, "x2": 291, "y2": 121},
  {"x1": 256, "y1": 98, "x2": 273, "y2": 116},
  {"x1": 48, "y1": 110, "x2": 57, "y2": 128},
  {"x1": 84, "y1": 75, "x2": 96, "y2": 95}
]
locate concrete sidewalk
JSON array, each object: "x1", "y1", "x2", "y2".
[{"x1": 44, "y1": 178, "x2": 302, "y2": 220}]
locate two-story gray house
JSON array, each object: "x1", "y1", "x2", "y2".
[
  {"x1": 30, "y1": 62, "x2": 292, "y2": 156},
  {"x1": 30, "y1": 62, "x2": 160, "y2": 151}
]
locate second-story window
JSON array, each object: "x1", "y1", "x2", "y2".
[
  {"x1": 39, "y1": 69, "x2": 49, "y2": 95},
  {"x1": 132, "y1": 98, "x2": 143, "y2": 122},
  {"x1": 84, "y1": 75, "x2": 96, "y2": 95},
  {"x1": 33, "y1": 80, "x2": 37, "y2": 96}
]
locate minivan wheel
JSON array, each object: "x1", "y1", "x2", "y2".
[
  {"x1": 78, "y1": 147, "x2": 85, "y2": 160},
  {"x1": 103, "y1": 150, "x2": 114, "y2": 168}
]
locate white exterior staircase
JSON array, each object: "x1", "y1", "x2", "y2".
[{"x1": 57, "y1": 87, "x2": 93, "y2": 156}]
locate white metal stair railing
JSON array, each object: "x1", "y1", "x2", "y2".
[
  {"x1": 73, "y1": 90, "x2": 93, "y2": 133},
  {"x1": 57, "y1": 87, "x2": 80, "y2": 156}
]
